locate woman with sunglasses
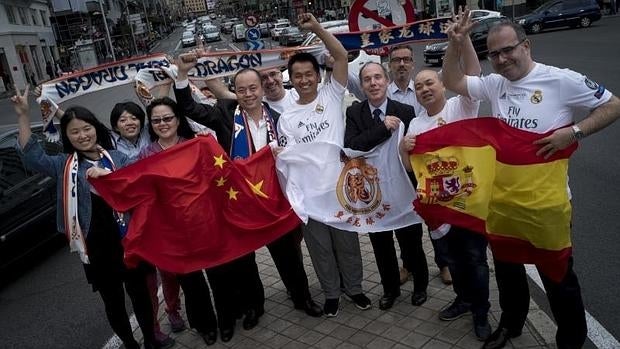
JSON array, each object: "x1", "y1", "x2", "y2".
[
  {"x1": 11, "y1": 86, "x2": 159, "y2": 349},
  {"x1": 138, "y1": 97, "x2": 220, "y2": 346},
  {"x1": 109, "y1": 101, "x2": 179, "y2": 348}
]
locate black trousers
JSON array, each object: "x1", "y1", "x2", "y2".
[
  {"x1": 369, "y1": 223, "x2": 428, "y2": 294},
  {"x1": 267, "y1": 226, "x2": 312, "y2": 305},
  {"x1": 178, "y1": 271, "x2": 217, "y2": 333},
  {"x1": 96, "y1": 263, "x2": 155, "y2": 348},
  {"x1": 206, "y1": 252, "x2": 264, "y2": 329},
  {"x1": 494, "y1": 257, "x2": 586, "y2": 348}
]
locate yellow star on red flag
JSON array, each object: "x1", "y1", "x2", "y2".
[
  {"x1": 245, "y1": 179, "x2": 269, "y2": 199},
  {"x1": 215, "y1": 176, "x2": 226, "y2": 187},
  {"x1": 213, "y1": 154, "x2": 227, "y2": 169},
  {"x1": 226, "y1": 187, "x2": 239, "y2": 200}
]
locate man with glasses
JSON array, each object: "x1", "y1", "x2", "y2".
[
  {"x1": 259, "y1": 68, "x2": 298, "y2": 113},
  {"x1": 386, "y1": 45, "x2": 424, "y2": 118},
  {"x1": 442, "y1": 11, "x2": 620, "y2": 349}
]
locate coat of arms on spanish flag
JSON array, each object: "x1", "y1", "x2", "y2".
[{"x1": 409, "y1": 117, "x2": 578, "y2": 282}]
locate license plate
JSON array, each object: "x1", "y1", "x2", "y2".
[{"x1": 428, "y1": 58, "x2": 439, "y2": 63}]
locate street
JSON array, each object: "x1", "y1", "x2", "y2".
[{"x1": 0, "y1": 16, "x2": 619, "y2": 348}]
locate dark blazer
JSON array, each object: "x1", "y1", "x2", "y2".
[
  {"x1": 344, "y1": 98, "x2": 415, "y2": 152},
  {"x1": 174, "y1": 85, "x2": 280, "y2": 155}
]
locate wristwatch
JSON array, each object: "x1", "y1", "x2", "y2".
[{"x1": 572, "y1": 125, "x2": 585, "y2": 141}]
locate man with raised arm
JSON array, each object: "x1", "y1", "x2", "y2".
[
  {"x1": 277, "y1": 13, "x2": 371, "y2": 317},
  {"x1": 441, "y1": 10, "x2": 620, "y2": 349}
]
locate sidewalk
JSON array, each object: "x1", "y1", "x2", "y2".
[{"x1": 138, "y1": 233, "x2": 557, "y2": 349}]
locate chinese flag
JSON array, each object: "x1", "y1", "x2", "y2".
[
  {"x1": 409, "y1": 118, "x2": 577, "y2": 282},
  {"x1": 90, "y1": 136, "x2": 301, "y2": 273}
]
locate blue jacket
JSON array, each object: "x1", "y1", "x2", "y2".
[{"x1": 16, "y1": 135, "x2": 130, "y2": 237}]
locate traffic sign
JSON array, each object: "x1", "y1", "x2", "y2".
[
  {"x1": 246, "y1": 28, "x2": 261, "y2": 41},
  {"x1": 246, "y1": 40, "x2": 265, "y2": 50},
  {"x1": 244, "y1": 15, "x2": 259, "y2": 28},
  {"x1": 348, "y1": 0, "x2": 416, "y2": 31}
]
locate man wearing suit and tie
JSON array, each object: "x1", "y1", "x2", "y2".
[{"x1": 344, "y1": 62, "x2": 429, "y2": 310}]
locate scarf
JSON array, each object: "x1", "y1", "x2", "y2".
[
  {"x1": 230, "y1": 104, "x2": 277, "y2": 160},
  {"x1": 62, "y1": 149, "x2": 125, "y2": 264}
]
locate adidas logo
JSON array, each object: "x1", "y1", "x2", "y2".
[
  {"x1": 500, "y1": 92, "x2": 507, "y2": 99},
  {"x1": 298, "y1": 121, "x2": 305, "y2": 127}
]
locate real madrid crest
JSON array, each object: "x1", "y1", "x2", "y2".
[
  {"x1": 315, "y1": 104, "x2": 325, "y2": 114},
  {"x1": 530, "y1": 90, "x2": 543, "y2": 104},
  {"x1": 336, "y1": 151, "x2": 382, "y2": 215}
]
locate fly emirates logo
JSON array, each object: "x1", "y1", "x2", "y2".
[
  {"x1": 296, "y1": 120, "x2": 331, "y2": 144},
  {"x1": 497, "y1": 105, "x2": 539, "y2": 130}
]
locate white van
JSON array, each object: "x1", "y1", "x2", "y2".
[
  {"x1": 271, "y1": 22, "x2": 291, "y2": 39},
  {"x1": 232, "y1": 23, "x2": 247, "y2": 42}
]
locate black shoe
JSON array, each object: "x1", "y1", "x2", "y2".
[
  {"x1": 220, "y1": 327, "x2": 234, "y2": 342},
  {"x1": 439, "y1": 299, "x2": 471, "y2": 321},
  {"x1": 482, "y1": 327, "x2": 521, "y2": 349},
  {"x1": 411, "y1": 291, "x2": 427, "y2": 306},
  {"x1": 242, "y1": 308, "x2": 264, "y2": 330},
  {"x1": 473, "y1": 314, "x2": 492, "y2": 341},
  {"x1": 379, "y1": 291, "x2": 401, "y2": 310},
  {"x1": 323, "y1": 297, "x2": 340, "y2": 317},
  {"x1": 346, "y1": 293, "x2": 372, "y2": 310},
  {"x1": 200, "y1": 330, "x2": 218, "y2": 346},
  {"x1": 295, "y1": 299, "x2": 323, "y2": 317}
]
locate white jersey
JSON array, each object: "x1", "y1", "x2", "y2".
[
  {"x1": 277, "y1": 78, "x2": 346, "y2": 147},
  {"x1": 466, "y1": 62, "x2": 612, "y2": 133},
  {"x1": 264, "y1": 89, "x2": 298, "y2": 114},
  {"x1": 406, "y1": 95, "x2": 480, "y2": 136}
]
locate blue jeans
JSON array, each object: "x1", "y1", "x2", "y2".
[{"x1": 445, "y1": 226, "x2": 490, "y2": 317}]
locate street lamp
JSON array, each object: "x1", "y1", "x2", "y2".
[{"x1": 97, "y1": 0, "x2": 116, "y2": 61}]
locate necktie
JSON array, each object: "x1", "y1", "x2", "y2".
[{"x1": 373, "y1": 109, "x2": 382, "y2": 123}]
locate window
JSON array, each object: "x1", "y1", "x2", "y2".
[
  {"x1": 4, "y1": 5, "x2": 16, "y2": 24},
  {"x1": 30, "y1": 9, "x2": 39, "y2": 25},
  {"x1": 40, "y1": 10, "x2": 48, "y2": 26},
  {"x1": 17, "y1": 7, "x2": 29, "y2": 25}
]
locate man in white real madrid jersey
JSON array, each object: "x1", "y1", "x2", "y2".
[
  {"x1": 441, "y1": 13, "x2": 620, "y2": 349},
  {"x1": 277, "y1": 12, "x2": 371, "y2": 318}
]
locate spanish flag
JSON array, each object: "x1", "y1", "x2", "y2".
[
  {"x1": 410, "y1": 117, "x2": 577, "y2": 282},
  {"x1": 90, "y1": 136, "x2": 301, "y2": 273}
]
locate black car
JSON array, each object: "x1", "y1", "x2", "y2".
[
  {"x1": 278, "y1": 27, "x2": 306, "y2": 47},
  {"x1": 516, "y1": 0, "x2": 601, "y2": 33},
  {"x1": 0, "y1": 124, "x2": 64, "y2": 277},
  {"x1": 423, "y1": 16, "x2": 508, "y2": 66}
]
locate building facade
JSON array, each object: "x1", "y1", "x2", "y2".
[{"x1": 0, "y1": 0, "x2": 58, "y2": 91}]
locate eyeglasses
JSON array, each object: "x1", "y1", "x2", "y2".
[
  {"x1": 260, "y1": 71, "x2": 281, "y2": 81},
  {"x1": 487, "y1": 39, "x2": 527, "y2": 60},
  {"x1": 389, "y1": 56, "x2": 414, "y2": 64},
  {"x1": 151, "y1": 115, "x2": 175, "y2": 124}
]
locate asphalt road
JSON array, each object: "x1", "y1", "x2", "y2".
[{"x1": 0, "y1": 17, "x2": 619, "y2": 348}]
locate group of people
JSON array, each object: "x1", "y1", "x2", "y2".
[{"x1": 11, "y1": 10, "x2": 620, "y2": 349}]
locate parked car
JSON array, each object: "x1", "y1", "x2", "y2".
[
  {"x1": 516, "y1": 0, "x2": 602, "y2": 33},
  {"x1": 469, "y1": 9, "x2": 502, "y2": 20},
  {"x1": 282, "y1": 24, "x2": 381, "y2": 88},
  {"x1": 202, "y1": 24, "x2": 221, "y2": 42},
  {"x1": 0, "y1": 124, "x2": 65, "y2": 276},
  {"x1": 181, "y1": 30, "x2": 196, "y2": 47},
  {"x1": 423, "y1": 16, "x2": 508, "y2": 65},
  {"x1": 258, "y1": 23, "x2": 271, "y2": 37},
  {"x1": 232, "y1": 23, "x2": 247, "y2": 42},
  {"x1": 271, "y1": 22, "x2": 291, "y2": 39},
  {"x1": 221, "y1": 21, "x2": 236, "y2": 34},
  {"x1": 278, "y1": 27, "x2": 306, "y2": 46}
]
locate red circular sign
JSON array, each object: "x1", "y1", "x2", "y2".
[
  {"x1": 244, "y1": 15, "x2": 259, "y2": 28},
  {"x1": 348, "y1": 0, "x2": 416, "y2": 32}
]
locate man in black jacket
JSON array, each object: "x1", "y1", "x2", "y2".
[
  {"x1": 345, "y1": 62, "x2": 429, "y2": 310},
  {"x1": 173, "y1": 52, "x2": 323, "y2": 340}
]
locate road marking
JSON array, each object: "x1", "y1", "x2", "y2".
[
  {"x1": 174, "y1": 40, "x2": 182, "y2": 51},
  {"x1": 525, "y1": 265, "x2": 620, "y2": 348},
  {"x1": 101, "y1": 286, "x2": 164, "y2": 349},
  {"x1": 229, "y1": 43, "x2": 240, "y2": 52}
]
